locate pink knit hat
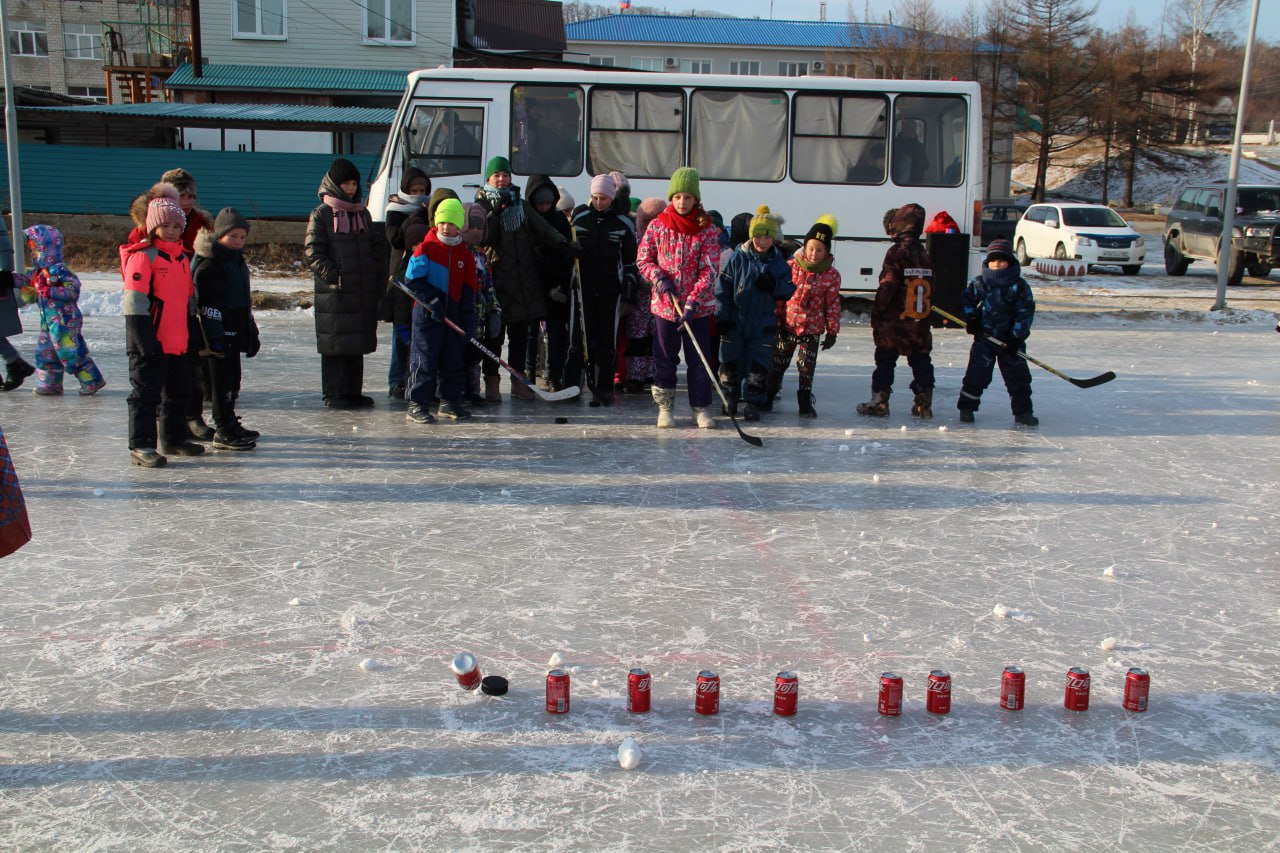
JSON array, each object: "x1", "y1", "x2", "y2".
[
  {"x1": 146, "y1": 197, "x2": 186, "y2": 233},
  {"x1": 590, "y1": 174, "x2": 617, "y2": 200}
]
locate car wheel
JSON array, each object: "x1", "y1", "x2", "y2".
[
  {"x1": 1015, "y1": 238, "x2": 1030, "y2": 265},
  {"x1": 1226, "y1": 249, "x2": 1244, "y2": 286},
  {"x1": 1054, "y1": 243, "x2": 1068, "y2": 260},
  {"x1": 1121, "y1": 264, "x2": 1142, "y2": 275},
  {"x1": 1246, "y1": 260, "x2": 1272, "y2": 278},
  {"x1": 1163, "y1": 237, "x2": 1190, "y2": 275}
]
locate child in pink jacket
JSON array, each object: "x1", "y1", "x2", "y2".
[
  {"x1": 769, "y1": 215, "x2": 842, "y2": 418},
  {"x1": 636, "y1": 167, "x2": 722, "y2": 429}
]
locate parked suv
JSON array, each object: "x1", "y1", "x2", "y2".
[{"x1": 1163, "y1": 184, "x2": 1280, "y2": 284}]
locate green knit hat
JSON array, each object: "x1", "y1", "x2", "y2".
[
  {"x1": 749, "y1": 205, "x2": 778, "y2": 240},
  {"x1": 485, "y1": 156, "x2": 513, "y2": 181},
  {"x1": 435, "y1": 198, "x2": 465, "y2": 229},
  {"x1": 667, "y1": 167, "x2": 701, "y2": 201}
]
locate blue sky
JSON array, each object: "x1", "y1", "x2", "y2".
[{"x1": 673, "y1": 0, "x2": 1279, "y2": 42}]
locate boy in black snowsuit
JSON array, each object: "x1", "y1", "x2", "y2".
[{"x1": 527, "y1": 173, "x2": 577, "y2": 392}]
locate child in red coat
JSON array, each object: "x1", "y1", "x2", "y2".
[{"x1": 769, "y1": 215, "x2": 842, "y2": 418}]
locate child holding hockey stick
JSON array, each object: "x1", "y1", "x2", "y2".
[{"x1": 956, "y1": 238, "x2": 1038, "y2": 426}]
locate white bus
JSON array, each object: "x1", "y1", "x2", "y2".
[{"x1": 369, "y1": 67, "x2": 985, "y2": 292}]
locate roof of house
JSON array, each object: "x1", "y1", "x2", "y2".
[
  {"x1": 21, "y1": 102, "x2": 395, "y2": 126},
  {"x1": 565, "y1": 14, "x2": 923, "y2": 49},
  {"x1": 469, "y1": 0, "x2": 567, "y2": 51},
  {"x1": 164, "y1": 63, "x2": 409, "y2": 94}
]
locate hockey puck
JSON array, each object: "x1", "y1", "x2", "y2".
[
  {"x1": 554, "y1": 417, "x2": 569, "y2": 424},
  {"x1": 480, "y1": 675, "x2": 509, "y2": 696}
]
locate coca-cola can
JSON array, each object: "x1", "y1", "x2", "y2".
[
  {"x1": 627, "y1": 668, "x2": 651, "y2": 713},
  {"x1": 773, "y1": 671, "x2": 798, "y2": 716},
  {"x1": 546, "y1": 668, "x2": 571, "y2": 714},
  {"x1": 1123, "y1": 667, "x2": 1150, "y2": 712},
  {"x1": 878, "y1": 672, "x2": 903, "y2": 716},
  {"x1": 1000, "y1": 666, "x2": 1025, "y2": 711},
  {"x1": 450, "y1": 651, "x2": 481, "y2": 691},
  {"x1": 1064, "y1": 666, "x2": 1091, "y2": 711},
  {"x1": 695, "y1": 670, "x2": 720, "y2": 715},
  {"x1": 926, "y1": 670, "x2": 951, "y2": 714}
]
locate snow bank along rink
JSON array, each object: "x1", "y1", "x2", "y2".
[{"x1": 0, "y1": 269, "x2": 1277, "y2": 850}]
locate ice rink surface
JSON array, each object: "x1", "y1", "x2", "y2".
[{"x1": 0, "y1": 293, "x2": 1277, "y2": 850}]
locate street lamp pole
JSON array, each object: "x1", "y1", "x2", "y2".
[{"x1": 1, "y1": 0, "x2": 26, "y2": 246}]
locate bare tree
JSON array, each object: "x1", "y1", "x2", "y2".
[{"x1": 1173, "y1": 0, "x2": 1243, "y2": 142}]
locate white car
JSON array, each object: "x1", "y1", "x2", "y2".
[{"x1": 1013, "y1": 203, "x2": 1146, "y2": 274}]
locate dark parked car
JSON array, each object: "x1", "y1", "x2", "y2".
[
  {"x1": 980, "y1": 202, "x2": 1025, "y2": 247},
  {"x1": 1163, "y1": 184, "x2": 1280, "y2": 284}
]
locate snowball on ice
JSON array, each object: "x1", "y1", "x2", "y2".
[
  {"x1": 618, "y1": 737, "x2": 642, "y2": 770},
  {"x1": 938, "y1": 425, "x2": 949, "y2": 432},
  {"x1": 358, "y1": 658, "x2": 381, "y2": 671},
  {"x1": 1100, "y1": 637, "x2": 1118, "y2": 651},
  {"x1": 92, "y1": 488, "x2": 104, "y2": 497},
  {"x1": 838, "y1": 444, "x2": 849, "y2": 452},
  {"x1": 872, "y1": 474, "x2": 881, "y2": 483},
  {"x1": 547, "y1": 651, "x2": 565, "y2": 667},
  {"x1": 993, "y1": 604, "x2": 1011, "y2": 619},
  {"x1": 1103, "y1": 566, "x2": 1117, "y2": 577},
  {"x1": 1040, "y1": 545, "x2": 1050, "y2": 552},
  {"x1": 863, "y1": 633, "x2": 874, "y2": 643},
  {"x1": 287, "y1": 597, "x2": 303, "y2": 607}
]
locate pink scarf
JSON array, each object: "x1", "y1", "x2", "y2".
[{"x1": 323, "y1": 194, "x2": 368, "y2": 234}]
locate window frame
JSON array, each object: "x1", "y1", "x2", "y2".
[
  {"x1": 588, "y1": 56, "x2": 616, "y2": 67},
  {"x1": 890, "y1": 93, "x2": 968, "y2": 188},
  {"x1": 790, "y1": 90, "x2": 889, "y2": 185},
  {"x1": 63, "y1": 23, "x2": 103, "y2": 61},
  {"x1": 509, "y1": 83, "x2": 585, "y2": 177},
  {"x1": 233, "y1": 0, "x2": 288, "y2": 40},
  {"x1": 9, "y1": 21, "x2": 48, "y2": 57},
  {"x1": 679, "y1": 58, "x2": 713, "y2": 75},
  {"x1": 778, "y1": 61, "x2": 808, "y2": 77},
  {"x1": 688, "y1": 86, "x2": 788, "y2": 183},
  {"x1": 363, "y1": 0, "x2": 415, "y2": 46},
  {"x1": 630, "y1": 57, "x2": 663, "y2": 72},
  {"x1": 586, "y1": 84, "x2": 686, "y2": 180},
  {"x1": 728, "y1": 60, "x2": 760, "y2": 76}
]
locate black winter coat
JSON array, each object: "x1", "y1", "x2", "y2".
[
  {"x1": 476, "y1": 177, "x2": 566, "y2": 325},
  {"x1": 572, "y1": 205, "x2": 637, "y2": 299},
  {"x1": 304, "y1": 175, "x2": 387, "y2": 356},
  {"x1": 192, "y1": 231, "x2": 259, "y2": 356}
]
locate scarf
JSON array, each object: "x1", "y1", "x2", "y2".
[
  {"x1": 323, "y1": 194, "x2": 368, "y2": 234},
  {"x1": 655, "y1": 202, "x2": 711, "y2": 236},
  {"x1": 981, "y1": 262, "x2": 1022, "y2": 289},
  {"x1": 439, "y1": 231, "x2": 463, "y2": 246},
  {"x1": 481, "y1": 185, "x2": 526, "y2": 232},
  {"x1": 793, "y1": 254, "x2": 833, "y2": 274}
]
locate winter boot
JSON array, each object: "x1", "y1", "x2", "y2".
[
  {"x1": 1014, "y1": 412, "x2": 1040, "y2": 427},
  {"x1": 958, "y1": 408, "x2": 975, "y2": 423},
  {"x1": 130, "y1": 448, "x2": 167, "y2": 468},
  {"x1": 743, "y1": 402, "x2": 761, "y2": 422},
  {"x1": 438, "y1": 399, "x2": 473, "y2": 420},
  {"x1": 722, "y1": 393, "x2": 739, "y2": 418},
  {"x1": 510, "y1": 378, "x2": 537, "y2": 400},
  {"x1": 406, "y1": 402, "x2": 436, "y2": 424},
  {"x1": 856, "y1": 389, "x2": 891, "y2": 417},
  {"x1": 652, "y1": 386, "x2": 676, "y2": 429},
  {"x1": 465, "y1": 363, "x2": 486, "y2": 406},
  {"x1": 693, "y1": 407, "x2": 717, "y2": 429},
  {"x1": 2, "y1": 358, "x2": 35, "y2": 391},
  {"x1": 160, "y1": 440, "x2": 206, "y2": 457},
  {"x1": 484, "y1": 375, "x2": 501, "y2": 402},
  {"x1": 911, "y1": 389, "x2": 933, "y2": 419},
  {"x1": 213, "y1": 429, "x2": 256, "y2": 451},
  {"x1": 187, "y1": 416, "x2": 215, "y2": 441},
  {"x1": 797, "y1": 389, "x2": 816, "y2": 418}
]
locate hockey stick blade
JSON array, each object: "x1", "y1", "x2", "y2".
[
  {"x1": 392, "y1": 278, "x2": 580, "y2": 402},
  {"x1": 931, "y1": 305, "x2": 1116, "y2": 390},
  {"x1": 669, "y1": 297, "x2": 763, "y2": 447}
]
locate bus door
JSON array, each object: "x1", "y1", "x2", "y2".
[{"x1": 402, "y1": 100, "x2": 489, "y2": 183}]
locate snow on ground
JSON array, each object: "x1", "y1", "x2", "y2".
[{"x1": 1011, "y1": 145, "x2": 1280, "y2": 207}]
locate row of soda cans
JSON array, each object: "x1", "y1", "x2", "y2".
[{"x1": 452, "y1": 653, "x2": 1150, "y2": 715}]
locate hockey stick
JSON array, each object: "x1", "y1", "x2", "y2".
[
  {"x1": 668, "y1": 297, "x2": 763, "y2": 448},
  {"x1": 392, "y1": 278, "x2": 581, "y2": 402},
  {"x1": 932, "y1": 305, "x2": 1116, "y2": 389}
]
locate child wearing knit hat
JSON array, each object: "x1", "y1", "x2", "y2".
[
  {"x1": 120, "y1": 195, "x2": 200, "y2": 466},
  {"x1": 636, "y1": 167, "x2": 722, "y2": 428},
  {"x1": 192, "y1": 207, "x2": 261, "y2": 450},
  {"x1": 768, "y1": 215, "x2": 842, "y2": 417},
  {"x1": 402, "y1": 197, "x2": 480, "y2": 424},
  {"x1": 715, "y1": 205, "x2": 794, "y2": 421}
]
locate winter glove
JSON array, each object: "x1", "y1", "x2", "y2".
[
  {"x1": 655, "y1": 276, "x2": 678, "y2": 298},
  {"x1": 821, "y1": 333, "x2": 838, "y2": 350},
  {"x1": 557, "y1": 241, "x2": 583, "y2": 261},
  {"x1": 549, "y1": 286, "x2": 568, "y2": 304},
  {"x1": 486, "y1": 310, "x2": 503, "y2": 341},
  {"x1": 247, "y1": 336, "x2": 261, "y2": 358},
  {"x1": 395, "y1": 323, "x2": 412, "y2": 346},
  {"x1": 965, "y1": 321, "x2": 981, "y2": 336},
  {"x1": 754, "y1": 272, "x2": 777, "y2": 293},
  {"x1": 423, "y1": 292, "x2": 444, "y2": 322}
]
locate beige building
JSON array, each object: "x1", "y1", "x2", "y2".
[{"x1": 1, "y1": 0, "x2": 148, "y2": 102}]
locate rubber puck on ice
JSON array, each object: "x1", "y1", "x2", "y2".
[
  {"x1": 554, "y1": 417, "x2": 569, "y2": 424},
  {"x1": 480, "y1": 675, "x2": 509, "y2": 696}
]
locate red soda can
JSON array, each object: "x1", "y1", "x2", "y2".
[
  {"x1": 694, "y1": 670, "x2": 720, "y2": 715},
  {"x1": 926, "y1": 670, "x2": 951, "y2": 714},
  {"x1": 773, "y1": 671, "x2": 798, "y2": 716},
  {"x1": 627, "y1": 668, "x2": 651, "y2": 713},
  {"x1": 1000, "y1": 666, "x2": 1025, "y2": 710},
  {"x1": 546, "y1": 668, "x2": 571, "y2": 714},
  {"x1": 450, "y1": 651, "x2": 481, "y2": 691},
  {"x1": 1064, "y1": 666, "x2": 1091, "y2": 711},
  {"x1": 1123, "y1": 667, "x2": 1150, "y2": 712},
  {"x1": 878, "y1": 672, "x2": 903, "y2": 716}
]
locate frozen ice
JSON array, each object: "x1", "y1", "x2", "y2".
[{"x1": 1, "y1": 275, "x2": 1278, "y2": 847}]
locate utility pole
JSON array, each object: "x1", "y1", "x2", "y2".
[
  {"x1": 1212, "y1": 0, "x2": 1260, "y2": 311},
  {"x1": 1, "y1": 0, "x2": 24, "y2": 258}
]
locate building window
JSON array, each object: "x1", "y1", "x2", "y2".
[
  {"x1": 729, "y1": 60, "x2": 760, "y2": 76},
  {"x1": 588, "y1": 56, "x2": 615, "y2": 67},
  {"x1": 631, "y1": 57, "x2": 662, "y2": 72},
  {"x1": 68, "y1": 85, "x2": 109, "y2": 104},
  {"x1": 829, "y1": 63, "x2": 855, "y2": 77},
  {"x1": 365, "y1": 0, "x2": 414, "y2": 44},
  {"x1": 63, "y1": 24, "x2": 103, "y2": 61},
  {"x1": 510, "y1": 84, "x2": 584, "y2": 176},
  {"x1": 680, "y1": 59, "x2": 712, "y2": 74},
  {"x1": 8, "y1": 22, "x2": 48, "y2": 57},
  {"x1": 235, "y1": 0, "x2": 286, "y2": 38},
  {"x1": 778, "y1": 61, "x2": 808, "y2": 77},
  {"x1": 690, "y1": 89, "x2": 787, "y2": 181},
  {"x1": 792, "y1": 93, "x2": 888, "y2": 184},
  {"x1": 588, "y1": 86, "x2": 684, "y2": 179}
]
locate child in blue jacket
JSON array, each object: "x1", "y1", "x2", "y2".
[{"x1": 715, "y1": 206, "x2": 794, "y2": 421}]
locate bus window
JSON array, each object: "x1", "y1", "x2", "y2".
[
  {"x1": 588, "y1": 87, "x2": 683, "y2": 179},
  {"x1": 892, "y1": 95, "x2": 967, "y2": 187},
  {"x1": 407, "y1": 105, "x2": 484, "y2": 177},
  {"x1": 690, "y1": 89, "x2": 786, "y2": 181},
  {"x1": 792, "y1": 93, "x2": 887, "y2": 184},
  {"x1": 510, "y1": 85, "x2": 584, "y2": 176}
]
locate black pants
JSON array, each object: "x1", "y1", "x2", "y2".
[
  {"x1": 207, "y1": 352, "x2": 244, "y2": 432},
  {"x1": 320, "y1": 354, "x2": 364, "y2": 402},
  {"x1": 128, "y1": 352, "x2": 190, "y2": 450},
  {"x1": 959, "y1": 338, "x2": 1033, "y2": 415},
  {"x1": 505, "y1": 321, "x2": 538, "y2": 381},
  {"x1": 870, "y1": 346, "x2": 934, "y2": 394}
]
